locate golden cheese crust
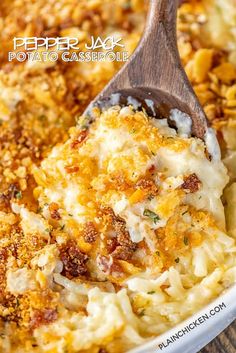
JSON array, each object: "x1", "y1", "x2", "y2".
[{"x1": 0, "y1": 105, "x2": 234, "y2": 353}]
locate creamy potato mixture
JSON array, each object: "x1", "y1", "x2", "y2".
[{"x1": 0, "y1": 1, "x2": 236, "y2": 353}]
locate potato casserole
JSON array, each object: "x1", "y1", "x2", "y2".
[{"x1": 0, "y1": 1, "x2": 236, "y2": 353}]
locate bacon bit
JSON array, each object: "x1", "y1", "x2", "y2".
[
  {"x1": 100, "y1": 206, "x2": 137, "y2": 260},
  {"x1": 181, "y1": 173, "x2": 202, "y2": 193},
  {"x1": 70, "y1": 130, "x2": 88, "y2": 149},
  {"x1": 114, "y1": 217, "x2": 136, "y2": 250},
  {"x1": 148, "y1": 164, "x2": 156, "y2": 173},
  {"x1": 111, "y1": 245, "x2": 136, "y2": 261},
  {"x1": 97, "y1": 255, "x2": 123, "y2": 277},
  {"x1": 30, "y1": 308, "x2": 58, "y2": 329},
  {"x1": 49, "y1": 202, "x2": 61, "y2": 220},
  {"x1": 64, "y1": 165, "x2": 80, "y2": 174},
  {"x1": 0, "y1": 248, "x2": 8, "y2": 263},
  {"x1": 97, "y1": 255, "x2": 113, "y2": 274},
  {"x1": 83, "y1": 222, "x2": 99, "y2": 243},
  {"x1": 135, "y1": 178, "x2": 158, "y2": 197},
  {"x1": 109, "y1": 173, "x2": 131, "y2": 191},
  {"x1": 106, "y1": 238, "x2": 118, "y2": 253},
  {"x1": 98, "y1": 349, "x2": 108, "y2": 353},
  {"x1": 59, "y1": 241, "x2": 88, "y2": 278}
]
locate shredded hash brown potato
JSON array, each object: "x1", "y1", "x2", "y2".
[{"x1": 0, "y1": 0, "x2": 235, "y2": 352}]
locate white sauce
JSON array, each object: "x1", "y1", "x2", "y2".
[
  {"x1": 169, "y1": 109, "x2": 192, "y2": 137},
  {"x1": 109, "y1": 93, "x2": 121, "y2": 106},
  {"x1": 144, "y1": 99, "x2": 156, "y2": 116},
  {"x1": 204, "y1": 127, "x2": 221, "y2": 161},
  {"x1": 127, "y1": 96, "x2": 141, "y2": 110}
]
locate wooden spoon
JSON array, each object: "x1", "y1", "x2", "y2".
[{"x1": 84, "y1": 0, "x2": 208, "y2": 139}]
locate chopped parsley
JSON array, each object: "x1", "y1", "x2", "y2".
[
  {"x1": 15, "y1": 298, "x2": 20, "y2": 307},
  {"x1": 147, "y1": 291, "x2": 155, "y2": 295},
  {"x1": 60, "y1": 224, "x2": 65, "y2": 231},
  {"x1": 143, "y1": 209, "x2": 160, "y2": 224},
  {"x1": 37, "y1": 207, "x2": 43, "y2": 214},
  {"x1": 15, "y1": 191, "x2": 22, "y2": 200},
  {"x1": 138, "y1": 309, "x2": 145, "y2": 317},
  {"x1": 76, "y1": 115, "x2": 91, "y2": 130},
  {"x1": 38, "y1": 115, "x2": 47, "y2": 121},
  {"x1": 184, "y1": 236, "x2": 189, "y2": 246}
]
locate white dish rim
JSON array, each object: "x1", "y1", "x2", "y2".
[{"x1": 128, "y1": 284, "x2": 236, "y2": 353}]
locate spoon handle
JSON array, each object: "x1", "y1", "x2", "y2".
[
  {"x1": 142, "y1": 0, "x2": 179, "y2": 67},
  {"x1": 96, "y1": 0, "x2": 180, "y2": 93},
  {"x1": 131, "y1": 0, "x2": 187, "y2": 93}
]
